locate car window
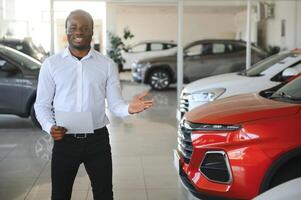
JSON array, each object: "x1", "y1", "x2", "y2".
[
  {"x1": 244, "y1": 52, "x2": 291, "y2": 77},
  {"x1": 271, "y1": 62, "x2": 301, "y2": 82},
  {"x1": 150, "y1": 43, "x2": 164, "y2": 51},
  {"x1": 164, "y1": 44, "x2": 176, "y2": 49},
  {"x1": 0, "y1": 46, "x2": 41, "y2": 70},
  {"x1": 232, "y1": 43, "x2": 246, "y2": 52},
  {"x1": 270, "y1": 75, "x2": 301, "y2": 102},
  {"x1": 185, "y1": 44, "x2": 204, "y2": 56},
  {"x1": 0, "y1": 58, "x2": 21, "y2": 77},
  {"x1": 212, "y1": 43, "x2": 226, "y2": 54},
  {"x1": 225, "y1": 44, "x2": 234, "y2": 52},
  {"x1": 131, "y1": 43, "x2": 147, "y2": 53}
]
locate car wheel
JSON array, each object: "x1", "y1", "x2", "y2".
[
  {"x1": 149, "y1": 69, "x2": 171, "y2": 90},
  {"x1": 30, "y1": 104, "x2": 41, "y2": 129},
  {"x1": 269, "y1": 157, "x2": 301, "y2": 189}
]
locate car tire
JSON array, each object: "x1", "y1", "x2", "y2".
[
  {"x1": 269, "y1": 157, "x2": 301, "y2": 189},
  {"x1": 30, "y1": 104, "x2": 41, "y2": 129},
  {"x1": 149, "y1": 69, "x2": 171, "y2": 91}
]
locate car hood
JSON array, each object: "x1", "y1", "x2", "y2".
[
  {"x1": 183, "y1": 72, "x2": 252, "y2": 93},
  {"x1": 185, "y1": 93, "x2": 300, "y2": 124},
  {"x1": 137, "y1": 55, "x2": 176, "y2": 64}
]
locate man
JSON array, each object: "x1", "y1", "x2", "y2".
[{"x1": 34, "y1": 9, "x2": 153, "y2": 200}]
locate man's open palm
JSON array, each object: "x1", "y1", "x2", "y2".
[{"x1": 128, "y1": 91, "x2": 154, "y2": 114}]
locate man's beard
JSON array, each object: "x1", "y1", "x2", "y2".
[{"x1": 71, "y1": 44, "x2": 90, "y2": 50}]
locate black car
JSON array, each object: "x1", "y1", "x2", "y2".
[
  {"x1": 0, "y1": 45, "x2": 40, "y2": 127},
  {"x1": 0, "y1": 37, "x2": 48, "y2": 61}
]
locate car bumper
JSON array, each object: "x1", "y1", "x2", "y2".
[
  {"x1": 132, "y1": 72, "x2": 142, "y2": 82},
  {"x1": 174, "y1": 129, "x2": 271, "y2": 200}
]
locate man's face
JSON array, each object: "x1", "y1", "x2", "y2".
[{"x1": 66, "y1": 13, "x2": 93, "y2": 51}]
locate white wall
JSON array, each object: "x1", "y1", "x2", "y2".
[
  {"x1": 295, "y1": 1, "x2": 301, "y2": 48},
  {"x1": 234, "y1": 8, "x2": 258, "y2": 44},
  {"x1": 265, "y1": 0, "x2": 299, "y2": 50},
  {"x1": 0, "y1": 0, "x2": 15, "y2": 37},
  {"x1": 108, "y1": 4, "x2": 240, "y2": 47}
]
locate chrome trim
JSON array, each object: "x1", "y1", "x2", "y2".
[{"x1": 199, "y1": 151, "x2": 233, "y2": 185}]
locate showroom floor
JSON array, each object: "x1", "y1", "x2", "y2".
[{"x1": 0, "y1": 72, "x2": 199, "y2": 200}]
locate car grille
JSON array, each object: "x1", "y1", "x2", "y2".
[
  {"x1": 179, "y1": 94, "x2": 189, "y2": 118},
  {"x1": 177, "y1": 123, "x2": 193, "y2": 164}
]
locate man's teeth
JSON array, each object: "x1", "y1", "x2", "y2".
[{"x1": 75, "y1": 38, "x2": 83, "y2": 42}]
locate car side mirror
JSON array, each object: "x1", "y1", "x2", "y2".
[{"x1": 282, "y1": 68, "x2": 300, "y2": 77}]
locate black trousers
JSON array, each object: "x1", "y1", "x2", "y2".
[{"x1": 51, "y1": 127, "x2": 113, "y2": 200}]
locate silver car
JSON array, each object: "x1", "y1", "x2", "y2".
[
  {"x1": 0, "y1": 45, "x2": 41, "y2": 127},
  {"x1": 132, "y1": 39, "x2": 268, "y2": 90}
]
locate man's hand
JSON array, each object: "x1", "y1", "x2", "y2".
[
  {"x1": 128, "y1": 91, "x2": 154, "y2": 114},
  {"x1": 50, "y1": 125, "x2": 67, "y2": 141}
]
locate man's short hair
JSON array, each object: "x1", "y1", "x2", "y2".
[{"x1": 65, "y1": 9, "x2": 94, "y2": 30}]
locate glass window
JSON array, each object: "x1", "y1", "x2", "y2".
[
  {"x1": 131, "y1": 43, "x2": 147, "y2": 53},
  {"x1": 271, "y1": 76, "x2": 301, "y2": 102},
  {"x1": 226, "y1": 44, "x2": 234, "y2": 52},
  {"x1": 185, "y1": 44, "x2": 204, "y2": 56},
  {"x1": 233, "y1": 43, "x2": 246, "y2": 51},
  {"x1": 164, "y1": 44, "x2": 176, "y2": 49},
  {"x1": 0, "y1": 46, "x2": 41, "y2": 70},
  {"x1": 245, "y1": 52, "x2": 291, "y2": 77},
  {"x1": 212, "y1": 44, "x2": 226, "y2": 54},
  {"x1": 0, "y1": 58, "x2": 20, "y2": 77},
  {"x1": 150, "y1": 43, "x2": 164, "y2": 51}
]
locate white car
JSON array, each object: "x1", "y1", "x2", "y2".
[
  {"x1": 253, "y1": 178, "x2": 301, "y2": 200},
  {"x1": 121, "y1": 40, "x2": 177, "y2": 70},
  {"x1": 177, "y1": 49, "x2": 301, "y2": 120}
]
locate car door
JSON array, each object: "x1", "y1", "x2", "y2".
[
  {"x1": 0, "y1": 56, "x2": 22, "y2": 114},
  {"x1": 184, "y1": 43, "x2": 220, "y2": 82},
  {"x1": 123, "y1": 43, "x2": 148, "y2": 69}
]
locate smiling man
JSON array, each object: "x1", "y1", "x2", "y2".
[{"x1": 34, "y1": 9, "x2": 153, "y2": 200}]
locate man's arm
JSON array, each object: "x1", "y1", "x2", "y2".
[{"x1": 106, "y1": 61, "x2": 153, "y2": 117}]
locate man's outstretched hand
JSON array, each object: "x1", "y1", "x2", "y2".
[
  {"x1": 128, "y1": 91, "x2": 154, "y2": 114},
  {"x1": 50, "y1": 125, "x2": 67, "y2": 141}
]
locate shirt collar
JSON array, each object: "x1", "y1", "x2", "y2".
[{"x1": 61, "y1": 47, "x2": 95, "y2": 60}]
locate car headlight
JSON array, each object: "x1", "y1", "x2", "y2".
[
  {"x1": 136, "y1": 62, "x2": 151, "y2": 69},
  {"x1": 187, "y1": 88, "x2": 226, "y2": 102},
  {"x1": 181, "y1": 119, "x2": 241, "y2": 131}
]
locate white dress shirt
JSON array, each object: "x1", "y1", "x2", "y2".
[{"x1": 34, "y1": 47, "x2": 129, "y2": 134}]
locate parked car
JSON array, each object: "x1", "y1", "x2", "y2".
[
  {"x1": 253, "y1": 178, "x2": 301, "y2": 200},
  {"x1": 122, "y1": 40, "x2": 177, "y2": 70},
  {"x1": 132, "y1": 39, "x2": 268, "y2": 90},
  {"x1": 177, "y1": 49, "x2": 301, "y2": 120},
  {"x1": 174, "y1": 75, "x2": 301, "y2": 199},
  {"x1": 0, "y1": 37, "x2": 48, "y2": 61},
  {"x1": 0, "y1": 45, "x2": 40, "y2": 127}
]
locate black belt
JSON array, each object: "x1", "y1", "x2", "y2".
[{"x1": 67, "y1": 127, "x2": 107, "y2": 139}]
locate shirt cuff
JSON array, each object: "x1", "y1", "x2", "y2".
[
  {"x1": 44, "y1": 122, "x2": 54, "y2": 134},
  {"x1": 124, "y1": 104, "x2": 131, "y2": 117}
]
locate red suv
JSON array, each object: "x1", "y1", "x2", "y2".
[{"x1": 174, "y1": 76, "x2": 301, "y2": 199}]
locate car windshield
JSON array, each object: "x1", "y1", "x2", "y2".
[
  {"x1": 0, "y1": 46, "x2": 41, "y2": 70},
  {"x1": 28, "y1": 40, "x2": 42, "y2": 54},
  {"x1": 241, "y1": 52, "x2": 291, "y2": 77},
  {"x1": 269, "y1": 76, "x2": 301, "y2": 102}
]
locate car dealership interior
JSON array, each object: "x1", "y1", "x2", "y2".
[{"x1": 0, "y1": 0, "x2": 301, "y2": 200}]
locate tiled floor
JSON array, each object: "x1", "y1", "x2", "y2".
[{"x1": 0, "y1": 72, "x2": 198, "y2": 200}]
